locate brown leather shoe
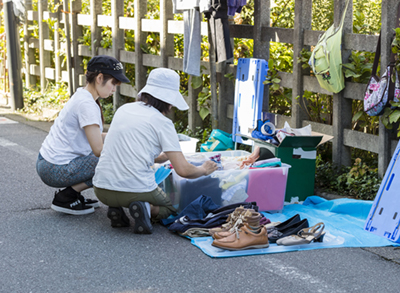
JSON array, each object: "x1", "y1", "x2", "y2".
[
  {"x1": 209, "y1": 207, "x2": 254, "y2": 237},
  {"x1": 212, "y1": 224, "x2": 269, "y2": 251},
  {"x1": 213, "y1": 209, "x2": 262, "y2": 239}
]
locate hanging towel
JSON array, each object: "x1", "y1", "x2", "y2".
[{"x1": 172, "y1": 0, "x2": 202, "y2": 76}]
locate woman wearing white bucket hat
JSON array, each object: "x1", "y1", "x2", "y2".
[{"x1": 93, "y1": 68, "x2": 218, "y2": 234}]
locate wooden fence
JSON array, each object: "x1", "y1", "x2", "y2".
[{"x1": 23, "y1": 0, "x2": 400, "y2": 177}]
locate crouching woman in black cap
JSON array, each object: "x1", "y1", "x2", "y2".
[
  {"x1": 93, "y1": 68, "x2": 218, "y2": 234},
  {"x1": 36, "y1": 55, "x2": 130, "y2": 215}
]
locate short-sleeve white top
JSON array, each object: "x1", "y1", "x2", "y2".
[
  {"x1": 39, "y1": 88, "x2": 103, "y2": 165},
  {"x1": 93, "y1": 101, "x2": 181, "y2": 193}
]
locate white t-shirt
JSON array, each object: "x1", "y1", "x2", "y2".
[
  {"x1": 93, "y1": 102, "x2": 182, "y2": 192},
  {"x1": 39, "y1": 88, "x2": 103, "y2": 165}
]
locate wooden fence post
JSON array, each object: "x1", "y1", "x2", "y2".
[
  {"x1": 217, "y1": 63, "x2": 234, "y2": 133},
  {"x1": 23, "y1": 0, "x2": 36, "y2": 88},
  {"x1": 38, "y1": 0, "x2": 50, "y2": 92},
  {"x1": 71, "y1": 0, "x2": 83, "y2": 91},
  {"x1": 292, "y1": 0, "x2": 312, "y2": 128},
  {"x1": 207, "y1": 19, "x2": 218, "y2": 130},
  {"x1": 160, "y1": 0, "x2": 174, "y2": 68},
  {"x1": 134, "y1": 0, "x2": 147, "y2": 95},
  {"x1": 53, "y1": 0, "x2": 61, "y2": 84},
  {"x1": 188, "y1": 75, "x2": 203, "y2": 131},
  {"x1": 332, "y1": 0, "x2": 353, "y2": 169},
  {"x1": 91, "y1": 0, "x2": 102, "y2": 57},
  {"x1": 112, "y1": 0, "x2": 125, "y2": 109},
  {"x1": 379, "y1": 0, "x2": 399, "y2": 177},
  {"x1": 253, "y1": 0, "x2": 270, "y2": 112}
]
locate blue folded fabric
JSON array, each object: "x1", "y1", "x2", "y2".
[{"x1": 161, "y1": 195, "x2": 221, "y2": 226}]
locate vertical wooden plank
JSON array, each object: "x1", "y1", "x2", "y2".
[
  {"x1": 38, "y1": 0, "x2": 50, "y2": 91},
  {"x1": 71, "y1": 0, "x2": 83, "y2": 91},
  {"x1": 161, "y1": 0, "x2": 176, "y2": 122},
  {"x1": 160, "y1": 0, "x2": 174, "y2": 67},
  {"x1": 54, "y1": 0, "x2": 61, "y2": 84},
  {"x1": 91, "y1": 0, "x2": 102, "y2": 57},
  {"x1": 112, "y1": 0, "x2": 125, "y2": 109},
  {"x1": 62, "y1": 0, "x2": 73, "y2": 96},
  {"x1": 188, "y1": 75, "x2": 203, "y2": 131},
  {"x1": 253, "y1": 0, "x2": 270, "y2": 112},
  {"x1": 134, "y1": 0, "x2": 147, "y2": 94},
  {"x1": 207, "y1": 18, "x2": 218, "y2": 129},
  {"x1": 217, "y1": 63, "x2": 234, "y2": 133},
  {"x1": 379, "y1": 0, "x2": 398, "y2": 177},
  {"x1": 23, "y1": 0, "x2": 36, "y2": 88},
  {"x1": 291, "y1": 0, "x2": 312, "y2": 128},
  {"x1": 332, "y1": 0, "x2": 353, "y2": 169}
]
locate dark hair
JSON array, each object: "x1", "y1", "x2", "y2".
[
  {"x1": 85, "y1": 71, "x2": 120, "y2": 86},
  {"x1": 138, "y1": 92, "x2": 172, "y2": 114},
  {"x1": 85, "y1": 71, "x2": 121, "y2": 124}
]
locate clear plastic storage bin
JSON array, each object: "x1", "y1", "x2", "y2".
[{"x1": 163, "y1": 151, "x2": 290, "y2": 212}]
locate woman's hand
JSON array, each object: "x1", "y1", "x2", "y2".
[
  {"x1": 201, "y1": 160, "x2": 218, "y2": 175},
  {"x1": 239, "y1": 146, "x2": 261, "y2": 169},
  {"x1": 239, "y1": 156, "x2": 257, "y2": 169},
  {"x1": 166, "y1": 151, "x2": 217, "y2": 179}
]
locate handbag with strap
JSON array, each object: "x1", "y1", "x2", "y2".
[
  {"x1": 309, "y1": 0, "x2": 351, "y2": 93},
  {"x1": 364, "y1": 20, "x2": 400, "y2": 116}
]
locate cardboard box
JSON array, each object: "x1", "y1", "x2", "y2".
[
  {"x1": 237, "y1": 132, "x2": 333, "y2": 202},
  {"x1": 163, "y1": 150, "x2": 289, "y2": 212}
]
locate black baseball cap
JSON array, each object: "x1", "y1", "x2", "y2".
[{"x1": 87, "y1": 55, "x2": 130, "y2": 83}]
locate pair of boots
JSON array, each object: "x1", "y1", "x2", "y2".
[{"x1": 210, "y1": 207, "x2": 269, "y2": 251}]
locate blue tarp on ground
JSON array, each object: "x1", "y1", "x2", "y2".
[{"x1": 191, "y1": 196, "x2": 399, "y2": 258}]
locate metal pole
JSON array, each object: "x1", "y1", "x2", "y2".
[{"x1": 4, "y1": 0, "x2": 23, "y2": 110}]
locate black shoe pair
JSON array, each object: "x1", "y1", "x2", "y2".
[
  {"x1": 107, "y1": 201, "x2": 153, "y2": 234},
  {"x1": 51, "y1": 187, "x2": 99, "y2": 215},
  {"x1": 267, "y1": 214, "x2": 309, "y2": 243}
]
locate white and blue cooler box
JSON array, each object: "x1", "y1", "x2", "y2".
[
  {"x1": 365, "y1": 141, "x2": 400, "y2": 243},
  {"x1": 232, "y1": 58, "x2": 268, "y2": 146}
]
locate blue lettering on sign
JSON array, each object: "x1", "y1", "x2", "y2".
[{"x1": 387, "y1": 173, "x2": 395, "y2": 191}]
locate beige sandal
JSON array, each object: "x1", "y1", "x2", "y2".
[{"x1": 276, "y1": 222, "x2": 326, "y2": 246}]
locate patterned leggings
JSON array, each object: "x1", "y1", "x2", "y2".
[{"x1": 36, "y1": 153, "x2": 99, "y2": 188}]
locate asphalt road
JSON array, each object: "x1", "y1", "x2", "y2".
[{"x1": 1, "y1": 113, "x2": 400, "y2": 293}]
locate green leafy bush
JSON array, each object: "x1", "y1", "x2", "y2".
[{"x1": 315, "y1": 156, "x2": 381, "y2": 200}]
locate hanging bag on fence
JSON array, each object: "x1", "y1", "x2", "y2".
[
  {"x1": 363, "y1": 4, "x2": 400, "y2": 117},
  {"x1": 363, "y1": 32, "x2": 400, "y2": 116},
  {"x1": 308, "y1": 0, "x2": 351, "y2": 93}
]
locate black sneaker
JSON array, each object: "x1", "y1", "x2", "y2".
[
  {"x1": 107, "y1": 207, "x2": 130, "y2": 228},
  {"x1": 51, "y1": 192, "x2": 94, "y2": 215},
  {"x1": 129, "y1": 201, "x2": 153, "y2": 234},
  {"x1": 78, "y1": 194, "x2": 100, "y2": 208}
]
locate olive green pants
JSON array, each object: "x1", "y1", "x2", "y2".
[{"x1": 93, "y1": 186, "x2": 176, "y2": 221}]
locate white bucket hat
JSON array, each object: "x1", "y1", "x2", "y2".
[{"x1": 138, "y1": 68, "x2": 189, "y2": 111}]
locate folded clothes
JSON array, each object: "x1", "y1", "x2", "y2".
[
  {"x1": 251, "y1": 157, "x2": 282, "y2": 168},
  {"x1": 251, "y1": 162, "x2": 281, "y2": 168},
  {"x1": 252, "y1": 158, "x2": 281, "y2": 167}
]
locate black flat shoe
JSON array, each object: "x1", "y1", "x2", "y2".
[
  {"x1": 267, "y1": 214, "x2": 301, "y2": 233},
  {"x1": 268, "y1": 218, "x2": 309, "y2": 243}
]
